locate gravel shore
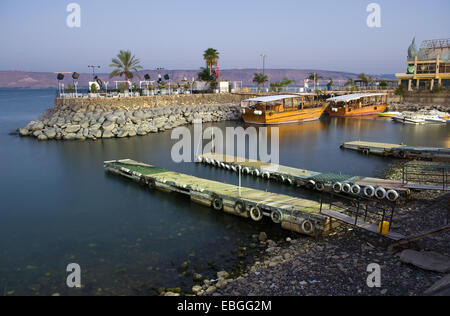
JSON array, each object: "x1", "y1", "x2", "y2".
[{"x1": 197, "y1": 162, "x2": 450, "y2": 296}]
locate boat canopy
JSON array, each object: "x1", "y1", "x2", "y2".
[
  {"x1": 326, "y1": 93, "x2": 387, "y2": 103},
  {"x1": 242, "y1": 95, "x2": 300, "y2": 104}
]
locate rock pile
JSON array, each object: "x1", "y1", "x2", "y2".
[{"x1": 18, "y1": 104, "x2": 241, "y2": 141}]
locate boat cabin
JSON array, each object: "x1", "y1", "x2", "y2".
[{"x1": 326, "y1": 93, "x2": 388, "y2": 117}]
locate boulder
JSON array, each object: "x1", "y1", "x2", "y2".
[
  {"x1": 399, "y1": 250, "x2": 450, "y2": 273},
  {"x1": 65, "y1": 124, "x2": 81, "y2": 133},
  {"x1": 102, "y1": 130, "x2": 115, "y2": 138}
]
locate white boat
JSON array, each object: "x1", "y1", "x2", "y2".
[{"x1": 392, "y1": 115, "x2": 425, "y2": 125}]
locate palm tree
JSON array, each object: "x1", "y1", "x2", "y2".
[
  {"x1": 357, "y1": 73, "x2": 368, "y2": 89},
  {"x1": 253, "y1": 73, "x2": 268, "y2": 92},
  {"x1": 281, "y1": 77, "x2": 296, "y2": 91},
  {"x1": 203, "y1": 48, "x2": 219, "y2": 76},
  {"x1": 308, "y1": 73, "x2": 322, "y2": 90},
  {"x1": 345, "y1": 78, "x2": 357, "y2": 91},
  {"x1": 109, "y1": 50, "x2": 143, "y2": 88}
]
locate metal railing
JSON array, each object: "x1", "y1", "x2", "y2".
[
  {"x1": 319, "y1": 192, "x2": 397, "y2": 234},
  {"x1": 403, "y1": 162, "x2": 449, "y2": 190}
]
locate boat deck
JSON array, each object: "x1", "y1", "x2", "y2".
[{"x1": 341, "y1": 141, "x2": 450, "y2": 161}]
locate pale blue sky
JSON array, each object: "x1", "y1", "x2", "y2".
[{"x1": 0, "y1": 0, "x2": 449, "y2": 74}]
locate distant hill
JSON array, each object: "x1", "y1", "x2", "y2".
[{"x1": 0, "y1": 69, "x2": 396, "y2": 89}]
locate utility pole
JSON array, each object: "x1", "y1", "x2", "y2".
[{"x1": 260, "y1": 54, "x2": 267, "y2": 91}]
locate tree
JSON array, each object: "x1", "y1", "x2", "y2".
[
  {"x1": 281, "y1": 77, "x2": 296, "y2": 90},
  {"x1": 253, "y1": 73, "x2": 268, "y2": 92},
  {"x1": 198, "y1": 67, "x2": 213, "y2": 81},
  {"x1": 203, "y1": 48, "x2": 219, "y2": 76},
  {"x1": 345, "y1": 78, "x2": 357, "y2": 91},
  {"x1": 308, "y1": 73, "x2": 322, "y2": 90},
  {"x1": 379, "y1": 80, "x2": 388, "y2": 89},
  {"x1": 109, "y1": 50, "x2": 143, "y2": 88},
  {"x1": 357, "y1": 73, "x2": 368, "y2": 89},
  {"x1": 270, "y1": 81, "x2": 283, "y2": 92}
]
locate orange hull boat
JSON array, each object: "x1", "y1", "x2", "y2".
[
  {"x1": 241, "y1": 94, "x2": 327, "y2": 125},
  {"x1": 327, "y1": 93, "x2": 389, "y2": 117}
]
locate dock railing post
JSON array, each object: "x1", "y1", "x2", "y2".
[{"x1": 239, "y1": 166, "x2": 242, "y2": 197}]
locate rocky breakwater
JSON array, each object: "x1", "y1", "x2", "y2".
[{"x1": 18, "y1": 104, "x2": 241, "y2": 141}]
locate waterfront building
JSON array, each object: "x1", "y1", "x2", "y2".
[{"x1": 396, "y1": 38, "x2": 450, "y2": 91}]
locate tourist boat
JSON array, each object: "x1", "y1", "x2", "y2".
[
  {"x1": 378, "y1": 111, "x2": 402, "y2": 118},
  {"x1": 326, "y1": 93, "x2": 388, "y2": 117},
  {"x1": 241, "y1": 93, "x2": 327, "y2": 125}
]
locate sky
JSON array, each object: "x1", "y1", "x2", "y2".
[{"x1": 0, "y1": 0, "x2": 449, "y2": 75}]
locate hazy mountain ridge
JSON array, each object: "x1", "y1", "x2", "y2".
[{"x1": 0, "y1": 69, "x2": 396, "y2": 89}]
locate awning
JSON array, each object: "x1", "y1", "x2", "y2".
[
  {"x1": 326, "y1": 93, "x2": 387, "y2": 103},
  {"x1": 242, "y1": 95, "x2": 300, "y2": 103}
]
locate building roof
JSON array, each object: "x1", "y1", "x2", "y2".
[{"x1": 327, "y1": 93, "x2": 387, "y2": 103}]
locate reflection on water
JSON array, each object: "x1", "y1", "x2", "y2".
[{"x1": 0, "y1": 89, "x2": 449, "y2": 295}]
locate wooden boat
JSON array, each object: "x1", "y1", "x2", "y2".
[
  {"x1": 241, "y1": 93, "x2": 327, "y2": 125},
  {"x1": 379, "y1": 111, "x2": 401, "y2": 118},
  {"x1": 327, "y1": 93, "x2": 388, "y2": 117}
]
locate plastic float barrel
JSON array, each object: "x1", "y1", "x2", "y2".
[
  {"x1": 252, "y1": 169, "x2": 260, "y2": 176},
  {"x1": 386, "y1": 190, "x2": 399, "y2": 202},
  {"x1": 271, "y1": 210, "x2": 282, "y2": 224},
  {"x1": 285, "y1": 178, "x2": 294, "y2": 185},
  {"x1": 250, "y1": 206, "x2": 263, "y2": 222},
  {"x1": 351, "y1": 184, "x2": 361, "y2": 195},
  {"x1": 234, "y1": 200, "x2": 245, "y2": 213},
  {"x1": 375, "y1": 187, "x2": 387, "y2": 200},
  {"x1": 306, "y1": 180, "x2": 316, "y2": 190},
  {"x1": 225, "y1": 164, "x2": 231, "y2": 170},
  {"x1": 342, "y1": 183, "x2": 352, "y2": 193},
  {"x1": 333, "y1": 182, "x2": 342, "y2": 193},
  {"x1": 243, "y1": 167, "x2": 250, "y2": 174},
  {"x1": 220, "y1": 162, "x2": 226, "y2": 168},
  {"x1": 231, "y1": 166, "x2": 237, "y2": 172},
  {"x1": 261, "y1": 172, "x2": 271, "y2": 179},
  {"x1": 378, "y1": 221, "x2": 390, "y2": 235},
  {"x1": 212, "y1": 197, "x2": 223, "y2": 211},
  {"x1": 301, "y1": 220, "x2": 315, "y2": 236},
  {"x1": 363, "y1": 185, "x2": 375, "y2": 197},
  {"x1": 315, "y1": 182, "x2": 325, "y2": 191},
  {"x1": 196, "y1": 156, "x2": 203, "y2": 163}
]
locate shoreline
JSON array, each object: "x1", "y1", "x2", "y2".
[{"x1": 190, "y1": 162, "x2": 450, "y2": 297}]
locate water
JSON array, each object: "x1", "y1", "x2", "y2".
[{"x1": 0, "y1": 88, "x2": 449, "y2": 296}]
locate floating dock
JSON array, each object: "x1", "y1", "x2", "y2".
[
  {"x1": 104, "y1": 159, "x2": 347, "y2": 237},
  {"x1": 341, "y1": 141, "x2": 450, "y2": 161},
  {"x1": 197, "y1": 153, "x2": 409, "y2": 201}
]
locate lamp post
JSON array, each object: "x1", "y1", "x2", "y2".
[{"x1": 88, "y1": 65, "x2": 100, "y2": 80}]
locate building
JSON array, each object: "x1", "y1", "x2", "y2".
[{"x1": 396, "y1": 38, "x2": 450, "y2": 91}]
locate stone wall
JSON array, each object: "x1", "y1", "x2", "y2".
[{"x1": 54, "y1": 93, "x2": 256, "y2": 112}]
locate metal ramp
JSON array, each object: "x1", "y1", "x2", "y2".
[
  {"x1": 322, "y1": 209, "x2": 404, "y2": 240},
  {"x1": 319, "y1": 193, "x2": 404, "y2": 240}
]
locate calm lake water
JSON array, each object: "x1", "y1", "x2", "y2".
[{"x1": 0, "y1": 88, "x2": 449, "y2": 296}]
